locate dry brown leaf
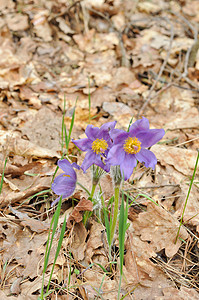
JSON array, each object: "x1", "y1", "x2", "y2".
[
  {"x1": 6, "y1": 13, "x2": 29, "y2": 31},
  {"x1": 73, "y1": 29, "x2": 119, "y2": 53},
  {"x1": 85, "y1": 220, "x2": 107, "y2": 265},
  {"x1": 162, "y1": 286, "x2": 199, "y2": 300},
  {"x1": 9, "y1": 206, "x2": 49, "y2": 233},
  {"x1": 152, "y1": 144, "x2": 198, "y2": 176},
  {"x1": 0, "y1": 291, "x2": 37, "y2": 300},
  {"x1": 0, "y1": 130, "x2": 60, "y2": 159},
  {"x1": 21, "y1": 106, "x2": 62, "y2": 152},
  {"x1": 70, "y1": 222, "x2": 88, "y2": 261},
  {"x1": 67, "y1": 198, "x2": 93, "y2": 228},
  {"x1": 133, "y1": 202, "x2": 189, "y2": 257},
  {"x1": 83, "y1": 269, "x2": 117, "y2": 300},
  {"x1": 10, "y1": 277, "x2": 22, "y2": 295},
  {"x1": 0, "y1": 176, "x2": 51, "y2": 206},
  {"x1": 174, "y1": 184, "x2": 199, "y2": 232}
]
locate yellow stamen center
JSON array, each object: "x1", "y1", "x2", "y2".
[
  {"x1": 92, "y1": 138, "x2": 108, "y2": 154},
  {"x1": 123, "y1": 137, "x2": 141, "y2": 154},
  {"x1": 63, "y1": 174, "x2": 70, "y2": 177}
]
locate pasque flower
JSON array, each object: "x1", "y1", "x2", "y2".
[
  {"x1": 72, "y1": 121, "x2": 116, "y2": 172},
  {"x1": 106, "y1": 117, "x2": 165, "y2": 180},
  {"x1": 51, "y1": 159, "x2": 78, "y2": 206}
]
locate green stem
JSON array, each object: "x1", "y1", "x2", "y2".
[
  {"x1": 118, "y1": 273, "x2": 122, "y2": 300},
  {"x1": 110, "y1": 186, "x2": 120, "y2": 247},
  {"x1": 83, "y1": 183, "x2": 97, "y2": 225},
  {"x1": 90, "y1": 183, "x2": 97, "y2": 199}
]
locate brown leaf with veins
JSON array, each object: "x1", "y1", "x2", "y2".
[
  {"x1": 67, "y1": 198, "x2": 93, "y2": 228},
  {"x1": 133, "y1": 202, "x2": 189, "y2": 257}
]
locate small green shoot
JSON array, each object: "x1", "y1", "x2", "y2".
[
  {"x1": 175, "y1": 150, "x2": 199, "y2": 244},
  {"x1": 118, "y1": 192, "x2": 129, "y2": 300},
  {"x1": 65, "y1": 97, "x2": 78, "y2": 154},
  {"x1": 127, "y1": 117, "x2": 134, "y2": 132},
  {"x1": 61, "y1": 94, "x2": 67, "y2": 154},
  {"x1": 40, "y1": 196, "x2": 63, "y2": 300},
  {"x1": 88, "y1": 76, "x2": 91, "y2": 123},
  {"x1": 0, "y1": 157, "x2": 7, "y2": 195},
  {"x1": 52, "y1": 97, "x2": 77, "y2": 183}
]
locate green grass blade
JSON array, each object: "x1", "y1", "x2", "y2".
[
  {"x1": 40, "y1": 196, "x2": 62, "y2": 299},
  {"x1": 65, "y1": 97, "x2": 78, "y2": 153},
  {"x1": 88, "y1": 77, "x2": 91, "y2": 123},
  {"x1": 0, "y1": 157, "x2": 7, "y2": 195},
  {"x1": 46, "y1": 197, "x2": 62, "y2": 263},
  {"x1": 103, "y1": 207, "x2": 111, "y2": 246},
  {"x1": 127, "y1": 117, "x2": 134, "y2": 132},
  {"x1": 118, "y1": 192, "x2": 129, "y2": 300},
  {"x1": 136, "y1": 193, "x2": 159, "y2": 206},
  {"x1": 175, "y1": 150, "x2": 199, "y2": 243},
  {"x1": 17, "y1": 189, "x2": 51, "y2": 208},
  {"x1": 46, "y1": 215, "x2": 66, "y2": 293},
  {"x1": 61, "y1": 95, "x2": 67, "y2": 154}
]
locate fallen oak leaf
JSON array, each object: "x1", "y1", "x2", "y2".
[
  {"x1": 9, "y1": 206, "x2": 49, "y2": 233},
  {"x1": 0, "y1": 130, "x2": 60, "y2": 159},
  {"x1": 67, "y1": 197, "x2": 93, "y2": 228},
  {"x1": 133, "y1": 202, "x2": 189, "y2": 257}
]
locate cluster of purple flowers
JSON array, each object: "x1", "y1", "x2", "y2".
[{"x1": 51, "y1": 117, "x2": 165, "y2": 204}]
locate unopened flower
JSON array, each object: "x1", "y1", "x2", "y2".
[
  {"x1": 51, "y1": 159, "x2": 78, "y2": 206},
  {"x1": 72, "y1": 121, "x2": 116, "y2": 172},
  {"x1": 106, "y1": 117, "x2": 165, "y2": 180}
]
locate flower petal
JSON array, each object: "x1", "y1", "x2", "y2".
[
  {"x1": 51, "y1": 196, "x2": 61, "y2": 207},
  {"x1": 120, "y1": 153, "x2": 137, "y2": 180},
  {"x1": 85, "y1": 125, "x2": 100, "y2": 140},
  {"x1": 129, "y1": 117, "x2": 149, "y2": 136},
  {"x1": 81, "y1": 150, "x2": 97, "y2": 172},
  {"x1": 72, "y1": 138, "x2": 92, "y2": 151},
  {"x1": 101, "y1": 121, "x2": 117, "y2": 131},
  {"x1": 135, "y1": 148, "x2": 157, "y2": 169},
  {"x1": 94, "y1": 155, "x2": 110, "y2": 172},
  {"x1": 106, "y1": 144, "x2": 125, "y2": 165},
  {"x1": 58, "y1": 160, "x2": 77, "y2": 180},
  {"x1": 51, "y1": 174, "x2": 76, "y2": 196},
  {"x1": 110, "y1": 129, "x2": 128, "y2": 145},
  {"x1": 71, "y1": 162, "x2": 81, "y2": 170},
  {"x1": 137, "y1": 128, "x2": 165, "y2": 148}
]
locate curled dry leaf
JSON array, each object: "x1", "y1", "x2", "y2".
[
  {"x1": 9, "y1": 206, "x2": 49, "y2": 233},
  {"x1": 0, "y1": 176, "x2": 51, "y2": 206},
  {"x1": 67, "y1": 197, "x2": 93, "y2": 228},
  {"x1": 133, "y1": 202, "x2": 189, "y2": 257},
  {"x1": 0, "y1": 130, "x2": 59, "y2": 159}
]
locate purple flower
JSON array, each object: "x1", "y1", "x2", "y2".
[
  {"x1": 51, "y1": 159, "x2": 78, "y2": 206},
  {"x1": 106, "y1": 117, "x2": 165, "y2": 180},
  {"x1": 72, "y1": 121, "x2": 116, "y2": 172}
]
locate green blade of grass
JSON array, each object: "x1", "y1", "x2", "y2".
[
  {"x1": 0, "y1": 157, "x2": 7, "y2": 195},
  {"x1": 65, "y1": 97, "x2": 78, "y2": 153},
  {"x1": 103, "y1": 207, "x2": 111, "y2": 246},
  {"x1": 88, "y1": 76, "x2": 91, "y2": 123},
  {"x1": 118, "y1": 192, "x2": 129, "y2": 300},
  {"x1": 127, "y1": 117, "x2": 134, "y2": 132},
  {"x1": 40, "y1": 196, "x2": 62, "y2": 299},
  {"x1": 175, "y1": 150, "x2": 199, "y2": 243},
  {"x1": 17, "y1": 189, "x2": 51, "y2": 208},
  {"x1": 46, "y1": 215, "x2": 67, "y2": 293},
  {"x1": 61, "y1": 95, "x2": 67, "y2": 154}
]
